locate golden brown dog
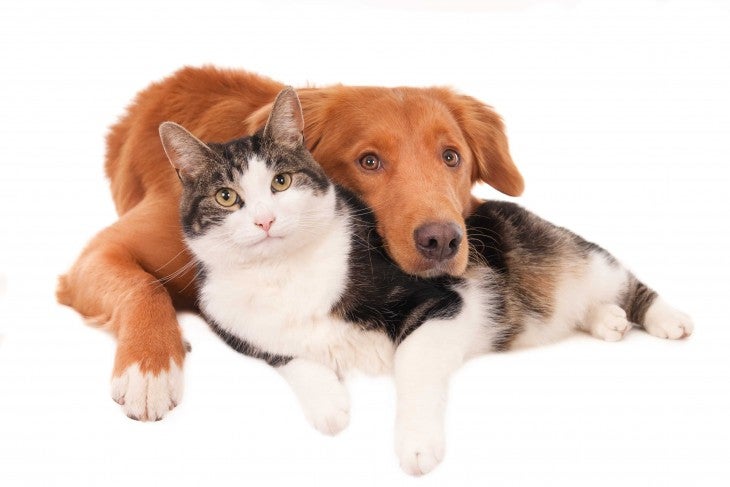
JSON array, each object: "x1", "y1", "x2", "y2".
[{"x1": 57, "y1": 66, "x2": 524, "y2": 420}]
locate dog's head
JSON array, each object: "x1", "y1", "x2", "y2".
[{"x1": 247, "y1": 86, "x2": 523, "y2": 277}]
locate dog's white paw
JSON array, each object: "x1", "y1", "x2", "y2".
[
  {"x1": 111, "y1": 360, "x2": 183, "y2": 421},
  {"x1": 584, "y1": 303, "x2": 632, "y2": 342},
  {"x1": 395, "y1": 417, "x2": 445, "y2": 476},
  {"x1": 643, "y1": 298, "x2": 694, "y2": 339}
]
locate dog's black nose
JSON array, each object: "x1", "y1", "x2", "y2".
[{"x1": 414, "y1": 221, "x2": 462, "y2": 262}]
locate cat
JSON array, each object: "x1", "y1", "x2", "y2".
[{"x1": 158, "y1": 87, "x2": 693, "y2": 476}]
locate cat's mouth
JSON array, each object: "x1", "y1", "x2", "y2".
[{"x1": 248, "y1": 234, "x2": 284, "y2": 248}]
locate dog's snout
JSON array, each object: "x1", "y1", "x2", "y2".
[{"x1": 413, "y1": 221, "x2": 462, "y2": 262}]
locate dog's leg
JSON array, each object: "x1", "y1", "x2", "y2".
[
  {"x1": 393, "y1": 283, "x2": 491, "y2": 476},
  {"x1": 57, "y1": 202, "x2": 193, "y2": 421}
]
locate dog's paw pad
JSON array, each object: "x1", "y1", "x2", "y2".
[
  {"x1": 584, "y1": 303, "x2": 631, "y2": 342},
  {"x1": 111, "y1": 360, "x2": 183, "y2": 421},
  {"x1": 644, "y1": 298, "x2": 693, "y2": 339}
]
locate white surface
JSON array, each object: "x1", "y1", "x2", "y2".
[{"x1": 1, "y1": 0, "x2": 729, "y2": 485}]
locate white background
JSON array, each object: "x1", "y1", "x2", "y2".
[{"x1": 1, "y1": 1, "x2": 729, "y2": 486}]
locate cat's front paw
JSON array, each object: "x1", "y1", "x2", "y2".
[
  {"x1": 299, "y1": 379, "x2": 350, "y2": 436},
  {"x1": 395, "y1": 417, "x2": 445, "y2": 476},
  {"x1": 111, "y1": 360, "x2": 183, "y2": 421},
  {"x1": 278, "y1": 359, "x2": 351, "y2": 436},
  {"x1": 643, "y1": 298, "x2": 694, "y2": 339},
  {"x1": 583, "y1": 303, "x2": 631, "y2": 341}
]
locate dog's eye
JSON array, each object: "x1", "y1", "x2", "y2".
[
  {"x1": 359, "y1": 154, "x2": 382, "y2": 171},
  {"x1": 442, "y1": 149, "x2": 460, "y2": 167}
]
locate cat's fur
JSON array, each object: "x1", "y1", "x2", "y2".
[{"x1": 159, "y1": 88, "x2": 693, "y2": 476}]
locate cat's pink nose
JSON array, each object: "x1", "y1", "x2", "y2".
[{"x1": 255, "y1": 217, "x2": 275, "y2": 233}]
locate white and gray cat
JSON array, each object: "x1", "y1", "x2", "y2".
[{"x1": 159, "y1": 88, "x2": 693, "y2": 476}]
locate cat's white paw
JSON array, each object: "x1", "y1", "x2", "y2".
[
  {"x1": 583, "y1": 303, "x2": 631, "y2": 341},
  {"x1": 111, "y1": 361, "x2": 183, "y2": 421},
  {"x1": 395, "y1": 417, "x2": 445, "y2": 476},
  {"x1": 278, "y1": 359, "x2": 351, "y2": 435},
  {"x1": 643, "y1": 298, "x2": 693, "y2": 339},
  {"x1": 300, "y1": 379, "x2": 350, "y2": 436}
]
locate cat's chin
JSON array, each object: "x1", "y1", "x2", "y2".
[
  {"x1": 245, "y1": 235, "x2": 286, "y2": 252},
  {"x1": 244, "y1": 231, "x2": 327, "y2": 262},
  {"x1": 238, "y1": 234, "x2": 301, "y2": 260},
  {"x1": 251, "y1": 235, "x2": 285, "y2": 246}
]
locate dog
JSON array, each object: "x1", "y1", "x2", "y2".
[{"x1": 56, "y1": 66, "x2": 524, "y2": 420}]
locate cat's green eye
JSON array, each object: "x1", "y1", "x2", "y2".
[
  {"x1": 271, "y1": 173, "x2": 292, "y2": 192},
  {"x1": 215, "y1": 188, "x2": 238, "y2": 207}
]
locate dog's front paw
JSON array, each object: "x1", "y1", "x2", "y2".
[
  {"x1": 584, "y1": 303, "x2": 632, "y2": 341},
  {"x1": 395, "y1": 417, "x2": 445, "y2": 476},
  {"x1": 111, "y1": 360, "x2": 183, "y2": 421},
  {"x1": 643, "y1": 298, "x2": 693, "y2": 339}
]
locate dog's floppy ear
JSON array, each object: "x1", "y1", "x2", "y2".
[{"x1": 443, "y1": 91, "x2": 524, "y2": 196}]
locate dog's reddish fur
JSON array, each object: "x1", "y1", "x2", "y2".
[{"x1": 57, "y1": 66, "x2": 523, "y2": 417}]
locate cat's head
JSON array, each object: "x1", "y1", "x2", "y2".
[{"x1": 159, "y1": 88, "x2": 336, "y2": 266}]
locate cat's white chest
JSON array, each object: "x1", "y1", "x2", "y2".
[{"x1": 199, "y1": 222, "x2": 393, "y2": 375}]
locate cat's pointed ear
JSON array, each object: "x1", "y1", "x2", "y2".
[
  {"x1": 159, "y1": 122, "x2": 215, "y2": 182},
  {"x1": 263, "y1": 87, "x2": 304, "y2": 149}
]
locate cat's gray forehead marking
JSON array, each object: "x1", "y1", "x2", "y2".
[
  {"x1": 204, "y1": 133, "x2": 329, "y2": 193},
  {"x1": 258, "y1": 136, "x2": 331, "y2": 193},
  {"x1": 209, "y1": 138, "x2": 254, "y2": 179}
]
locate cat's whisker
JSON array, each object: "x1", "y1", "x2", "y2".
[
  {"x1": 151, "y1": 260, "x2": 199, "y2": 289},
  {"x1": 152, "y1": 234, "x2": 240, "y2": 290},
  {"x1": 155, "y1": 248, "x2": 191, "y2": 273},
  {"x1": 179, "y1": 265, "x2": 206, "y2": 294}
]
